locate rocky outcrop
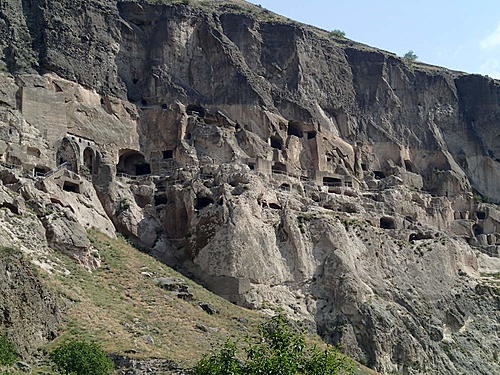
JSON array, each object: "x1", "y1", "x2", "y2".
[
  {"x1": 0, "y1": 1, "x2": 499, "y2": 374},
  {"x1": 0, "y1": 250, "x2": 62, "y2": 358}
]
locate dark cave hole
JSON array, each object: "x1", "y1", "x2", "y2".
[
  {"x1": 195, "y1": 197, "x2": 214, "y2": 210},
  {"x1": 380, "y1": 217, "x2": 396, "y2": 229},
  {"x1": 270, "y1": 136, "x2": 283, "y2": 150},
  {"x1": 287, "y1": 122, "x2": 303, "y2": 138},
  {"x1": 63, "y1": 181, "x2": 80, "y2": 194}
]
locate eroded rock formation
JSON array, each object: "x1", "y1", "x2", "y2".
[{"x1": 0, "y1": 1, "x2": 499, "y2": 374}]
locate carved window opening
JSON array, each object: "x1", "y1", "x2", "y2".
[
  {"x1": 380, "y1": 217, "x2": 396, "y2": 229},
  {"x1": 195, "y1": 196, "x2": 214, "y2": 210},
  {"x1": 272, "y1": 162, "x2": 287, "y2": 174},
  {"x1": 154, "y1": 195, "x2": 168, "y2": 206},
  {"x1": 186, "y1": 104, "x2": 206, "y2": 117},
  {"x1": 163, "y1": 150, "x2": 174, "y2": 159},
  {"x1": 287, "y1": 122, "x2": 303, "y2": 138},
  {"x1": 323, "y1": 177, "x2": 342, "y2": 187},
  {"x1": 270, "y1": 136, "x2": 283, "y2": 150},
  {"x1": 307, "y1": 131, "x2": 317, "y2": 139},
  {"x1": 476, "y1": 211, "x2": 486, "y2": 220},
  {"x1": 34, "y1": 166, "x2": 50, "y2": 176},
  {"x1": 63, "y1": 181, "x2": 80, "y2": 194}
]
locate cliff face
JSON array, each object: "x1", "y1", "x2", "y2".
[{"x1": 0, "y1": 1, "x2": 499, "y2": 374}]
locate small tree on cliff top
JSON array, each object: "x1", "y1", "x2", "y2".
[{"x1": 403, "y1": 50, "x2": 418, "y2": 63}]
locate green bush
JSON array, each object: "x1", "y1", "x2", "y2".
[
  {"x1": 50, "y1": 340, "x2": 114, "y2": 375},
  {"x1": 193, "y1": 314, "x2": 355, "y2": 375},
  {"x1": 0, "y1": 335, "x2": 17, "y2": 366},
  {"x1": 329, "y1": 29, "x2": 346, "y2": 38}
]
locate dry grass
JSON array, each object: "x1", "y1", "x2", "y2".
[
  {"x1": 33, "y1": 230, "x2": 379, "y2": 373},
  {"x1": 42, "y1": 230, "x2": 263, "y2": 367}
]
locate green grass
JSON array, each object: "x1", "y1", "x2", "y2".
[
  {"x1": 41, "y1": 230, "x2": 264, "y2": 367},
  {"x1": 34, "y1": 230, "x2": 378, "y2": 374}
]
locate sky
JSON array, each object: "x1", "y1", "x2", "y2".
[{"x1": 247, "y1": 0, "x2": 500, "y2": 78}]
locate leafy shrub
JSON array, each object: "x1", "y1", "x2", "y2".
[
  {"x1": 0, "y1": 335, "x2": 17, "y2": 366},
  {"x1": 193, "y1": 314, "x2": 355, "y2": 375},
  {"x1": 403, "y1": 50, "x2": 418, "y2": 63},
  {"x1": 50, "y1": 340, "x2": 114, "y2": 375},
  {"x1": 329, "y1": 29, "x2": 346, "y2": 38}
]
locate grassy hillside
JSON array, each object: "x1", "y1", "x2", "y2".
[
  {"x1": 43, "y1": 230, "x2": 265, "y2": 366},
  {"x1": 2, "y1": 230, "x2": 379, "y2": 374}
]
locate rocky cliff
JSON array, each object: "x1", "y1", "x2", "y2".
[{"x1": 0, "y1": 1, "x2": 499, "y2": 374}]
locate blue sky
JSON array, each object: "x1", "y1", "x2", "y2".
[{"x1": 247, "y1": 0, "x2": 500, "y2": 78}]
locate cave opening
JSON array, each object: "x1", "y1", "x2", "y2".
[
  {"x1": 473, "y1": 224, "x2": 483, "y2": 236},
  {"x1": 34, "y1": 166, "x2": 50, "y2": 176},
  {"x1": 323, "y1": 177, "x2": 342, "y2": 187},
  {"x1": 271, "y1": 162, "x2": 287, "y2": 174},
  {"x1": 270, "y1": 136, "x2": 283, "y2": 150},
  {"x1": 186, "y1": 104, "x2": 206, "y2": 117},
  {"x1": 374, "y1": 171, "x2": 386, "y2": 179},
  {"x1": 117, "y1": 150, "x2": 151, "y2": 176},
  {"x1": 63, "y1": 181, "x2": 80, "y2": 194},
  {"x1": 195, "y1": 196, "x2": 214, "y2": 210},
  {"x1": 154, "y1": 195, "x2": 168, "y2": 206},
  {"x1": 163, "y1": 150, "x2": 174, "y2": 159},
  {"x1": 380, "y1": 217, "x2": 396, "y2": 229},
  {"x1": 56, "y1": 138, "x2": 79, "y2": 173},
  {"x1": 307, "y1": 131, "x2": 317, "y2": 140},
  {"x1": 287, "y1": 122, "x2": 303, "y2": 138},
  {"x1": 476, "y1": 211, "x2": 486, "y2": 220},
  {"x1": 83, "y1": 147, "x2": 95, "y2": 174}
]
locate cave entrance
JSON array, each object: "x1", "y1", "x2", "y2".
[
  {"x1": 162, "y1": 150, "x2": 174, "y2": 159},
  {"x1": 374, "y1": 171, "x2": 386, "y2": 179},
  {"x1": 323, "y1": 177, "x2": 342, "y2": 187},
  {"x1": 83, "y1": 147, "x2": 95, "y2": 174},
  {"x1": 56, "y1": 138, "x2": 79, "y2": 173},
  {"x1": 272, "y1": 162, "x2": 287, "y2": 175},
  {"x1": 195, "y1": 196, "x2": 214, "y2": 210},
  {"x1": 287, "y1": 122, "x2": 303, "y2": 138},
  {"x1": 186, "y1": 104, "x2": 206, "y2": 117},
  {"x1": 154, "y1": 195, "x2": 168, "y2": 206},
  {"x1": 380, "y1": 217, "x2": 396, "y2": 229},
  {"x1": 63, "y1": 181, "x2": 80, "y2": 194},
  {"x1": 473, "y1": 224, "x2": 483, "y2": 236},
  {"x1": 270, "y1": 136, "x2": 283, "y2": 150},
  {"x1": 307, "y1": 131, "x2": 317, "y2": 140},
  {"x1": 476, "y1": 211, "x2": 486, "y2": 220},
  {"x1": 34, "y1": 166, "x2": 50, "y2": 177},
  {"x1": 117, "y1": 150, "x2": 151, "y2": 176}
]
